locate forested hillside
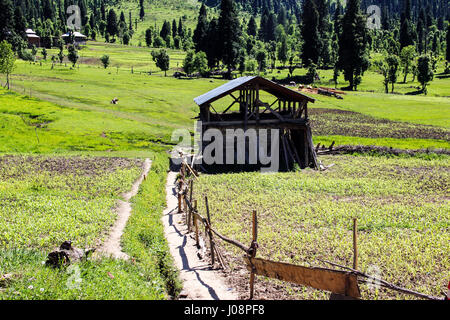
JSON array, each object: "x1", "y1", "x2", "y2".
[{"x1": 0, "y1": 0, "x2": 449, "y2": 89}]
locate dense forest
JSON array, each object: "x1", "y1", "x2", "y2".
[{"x1": 0, "y1": 0, "x2": 449, "y2": 91}]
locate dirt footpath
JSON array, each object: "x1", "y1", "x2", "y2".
[
  {"x1": 162, "y1": 171, "x2": 238, "y2": 300},
  {"x1": 98, "y1": 158, "x2": 152, "y2": 260}
]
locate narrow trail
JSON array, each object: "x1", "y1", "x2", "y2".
[
  {"x1": 98, "y1": 158, "x2": 152, "y2": 260},
  {"x1": 162, "y1": 171, "x2": 238, "y2": 300}
]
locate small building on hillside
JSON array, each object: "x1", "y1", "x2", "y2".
[
  {"x1": 25, "y1": 29, "x2": 40, "y2": 47},
  {"x1": 193, "y1": 76, "x2": 318, "y2": 172},
  {"x1": 61, "y1": 31, "x2": 87, "y2": 46}
]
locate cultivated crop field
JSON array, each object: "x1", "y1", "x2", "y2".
[
  {"x1": 0, "y1": 155, "x2": 142, "y2": 250},
  {"x1": 193, "y1": 154, "x2": 450, "y2": 300}
]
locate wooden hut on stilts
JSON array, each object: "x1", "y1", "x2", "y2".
[{"x1": 193, "y1": 76, "x2": 318, "y2": 172}]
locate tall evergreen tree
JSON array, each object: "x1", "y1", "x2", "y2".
[
  {"x1": 258, "y1": 9, "x2": 269, "y2": 41},
  {"x1": 247, "y1": 16, "x2": 257, "y2": 37},
  {"x1": 400, "y1": 18, "x2": 415, "y2": 49},
  {"x1": 337, "y1": 0, "x2": 370, "y2": 90},
  {"x1": 178, "y1": 18, "x2": 184, "y2": 38},
  {"x1": 172, "y1": 19, "x2": 178, "y2": 38},
  {"x1": 14, "y1": 7, "x2": 27, "y2": 40},
  {"x1": 218, "y1": 0, "x2": 242, "y2": 77},
  {"x1": 0, "y1": 0, "x2": 14, "y2": 42},
  {"x1": 205, "y1": 18, "x2": 220, "y2": 69},
  {"x1": 446, "y1": 24, "x2": 450, "y2": 63},
  {"x1": 193, "y1": 4, "x2": 209, "y2": 53},
  {"x1": 106, "y1": 9, "x2": 118, "y2": 39},
  {"x1": 160, "y1": 20, "x2": 172, "y2": 43},
  {"x1": 301, "y1": 0, "x2": 321, "y2": 66},
  {"x1": 265, "y1": 12, "x2": 277, "y2": 42},
  {"x1": 139, "y1": 0, "x2": 145, "y2": 21}
]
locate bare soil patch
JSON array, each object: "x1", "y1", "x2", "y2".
[{"x1": 309, "y1": 108, "x2": 449, "y2": 140}]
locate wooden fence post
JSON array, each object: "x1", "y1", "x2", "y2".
[
  {"x1": 353, "y1": 218, "x2": 358, "y2": 270},
  {"x1": 205, "y1": 196, "x2": 215, "y2": 266},
  {"x1": 194, "y1": 200, "x2": 199, "y2": 247},
  {"x1": 177, "y1": 179, "x2": 182, "y2": 214},
  {"x1": 249, "y1": 210, "x2": 258, "y2": 300}
]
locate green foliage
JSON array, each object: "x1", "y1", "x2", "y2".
[
  {"x1": 417, "y1": 55, "x2": 434, "y2": 94},
  {"x1": 151, "y1": 49, "x2": 170, "y2": 76},
  {"x1": 400, "y1": 45, "x2": 416, "y2": 83},
  {"x1": 182, "y1": 50, "x2": 196, "y2": 76},
  {"x1": 337, "y1": 0, "x2": 370, "y2": 90},
  {"x1": 67, "y1": 45, "x2": 79, "y2": 68},
  {"x1": 145, "y1": 28, "x2": 153, "y2": 47},
  {"x1": 100, "y1": 54, "x2": 110, "y2": 69},
  {"x1": 0, "y1": 40, "x2": 15, "y2": 89}
]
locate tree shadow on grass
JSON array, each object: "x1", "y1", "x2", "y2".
[{"x1": 405, "y1": 89, "x2": 425, "y2": 95}]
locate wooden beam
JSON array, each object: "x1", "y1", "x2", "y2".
[{"x1": 243, "y1": 257, "x2": 361, "y2": 298}]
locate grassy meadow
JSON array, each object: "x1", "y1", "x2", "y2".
[{"x1": 3, "y1": 40, "x2": 448, "y2": 153}]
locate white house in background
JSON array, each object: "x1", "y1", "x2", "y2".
[
  {"x1": 25, "y1": 29, "x2": 40, "y2": 47},
  {"x1": 61, "y1": 31, "x2": 87, "y2": 46}
]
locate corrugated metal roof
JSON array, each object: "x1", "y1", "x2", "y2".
[
  {"x1": 194, "y1": 76, "x2": 257, "y2": 106},
  {"x1": 193, "y1": 76, "x2": 315, "y2": 107}
]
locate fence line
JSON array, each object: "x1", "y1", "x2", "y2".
[{"x1": 176, "y1": 158, "x2": 442, "y2": 300}]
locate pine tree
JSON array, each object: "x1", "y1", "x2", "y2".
[
  {"x1": 400, "y1": 18, "x2": 414, "y2": 49},
  {"x1": 160, "y1": 21, "x2": 171, "y2": 44},
  {"x1": 417, "y1": 54, "x2": 434, "y2": 94},
  {"x1": 42, "y1": 0, "x2": 54, "y2": 21},
  {"x1": 139, "y1": 0, "x2": 145, "y2": 21},
  {"x1": 399, "y1": 0, "x2": 414, "y2": 49},
  {"x1": 178, "y1": 18, "x2": 184, "y2": 38},
  {"x1": 218, "y1": 0, "x2": 242, "y2": 77},
  {"x1": 417, "y1": 11, "x2": 425, "y2": 54},
  {"x1": 14, "y1": 7, "x2": 27, "y2": 39},
  {"x1": 247, "y1": 16, "x2": 257, "y2": 37},
  {"x1": 205, "y1": 18, "x2": 220, "y2": 69},
  {"x1": 193, "y1": 4, "x2": 209, "y2": 53},
  {"x1": 145, "y1": 28, "x2": 152, "y2": 47},
  {"x1": 266, "y1": 12, "x2": 277, "y2": 42},
  {"x1": 107, "y1": 9, "x2": 118, "y2": 40},
  {"x1": 67, "y1": 45, "x2": 79, "y2": 67},
  {"x1": 277, "y1": 35, "x2": 289, "y2": 66},
  {"x1": 301, "y1": 0, "x2": 321, "y2": 66},
  {"x1": 172, "y1": 19, "x2": 178, "y2": 38},
  {"x1": 446, "y1": 24, "x2": 450, "y2": 63},
  {"x1": 0, "y1": 0, "x2": 14, "y2": 42},
  {"x1": 258, "y1": 8, "x2": 269, "y2": 41},
  {"x1": 337, "y1": 0, "x2": 370, "y2": 90}
]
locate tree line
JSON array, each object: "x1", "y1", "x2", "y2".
[{"x1": 0, "y1": 0, "x2": 449, "y2": 93}]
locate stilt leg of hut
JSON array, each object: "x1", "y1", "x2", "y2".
[{"x1": 306, "y1": 124, "x2": 319, "y2": 170}]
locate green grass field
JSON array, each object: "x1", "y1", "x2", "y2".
[{"x1": 3, "y1": 40, "x2": 449, "y2": 152}]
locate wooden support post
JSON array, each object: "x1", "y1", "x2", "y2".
[
  {"x1": 249, "y1": 210, "x2": 258, "y2": 300},
  {"x1": 205, "y1": 196, "x2": 215, "y2": 266},
  {"x1": 194, "y1": 200, "x2": 199, "y2": 247},
  {"x1": 189, "y1": 179, "x2": 194, "y2": 203},
  {"x1": 353, "y1": 218, "x2": 358, "y2": 270},
  {"x1": 177, "y1": 180, "x2": 183, "y2": 214}
]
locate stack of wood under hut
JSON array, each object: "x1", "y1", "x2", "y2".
[{"x1": 193, "y1": 76, "x2": 318, "y2": 172}]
